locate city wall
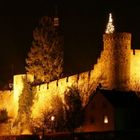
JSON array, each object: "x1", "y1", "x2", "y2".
[
  {"x1": 31, "y1": 65, "x2": 102, "y2": 118},
  {"x1": 0, "y1": 90, "x2": 15, "y2": 117},
  {"x1": 1, "y1": 32, "x2": 140, "y2": 120},
  {"x1": 130, "y1": 49, "x2": 140, "y2": 91},
  {"x1": 0, "y1": 60, "x2": 102, "y2": 119}
]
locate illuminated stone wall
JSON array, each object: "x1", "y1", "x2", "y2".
[
  {"x1": 130, "y1": 50, "x2": 140, "y2": 91},
  {"x1": 31, "y1": 32, "x2": 133, "y2": 118},
  {"x1": 102, "y1": 33, "x2": 131, "y2": 90},
  {"x1": 13, "y1": 74, "x2": 34, "y2": 118},
  {"x1": 0, "y1": 90, "x2": 14, "y2": 117},
  {"x1": 31, "y1": 70, "x2": 101, "y2": 118},
  {"x1": 1, "y1": 32, "x2": 140, "y2": 121},
  {"x1": 30, "y1": 31, "x2": 134, "y2": 118}
]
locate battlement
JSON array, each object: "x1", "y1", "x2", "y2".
[
  {"x1": 103, "y1": 32, "x2": 131, "y2": 42},
  {"x1": 35, "y1": 71, "x2": 91, "y2": 93}
]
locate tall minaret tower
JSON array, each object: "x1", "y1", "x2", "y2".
[{"x1": 103, "y1": 13, "x2": 131, "y2": 90}]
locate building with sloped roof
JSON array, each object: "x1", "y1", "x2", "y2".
[{"x1": 82, "y1": 88, "x2": 140, "y2": 132}]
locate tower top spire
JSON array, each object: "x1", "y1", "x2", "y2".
[{"x1": 105, "y1": 13, "x2": 115, "y2": 34}]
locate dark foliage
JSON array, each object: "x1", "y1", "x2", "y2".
[
  {"x1": 0, "y1": 109, "x2": 8, "y2": 123},
  {"x1": 64, "y1": 86, "x2": 83, "y2": 131}
]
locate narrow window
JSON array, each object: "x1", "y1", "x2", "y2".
[{"x1": 104, "y1": 115, "x2": 108, "y2": 124}]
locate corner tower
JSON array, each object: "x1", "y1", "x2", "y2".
[
  {"x1": 102, "y1": 13, "x2": 131, "y2": 90},
  {"x1": 103, "y1": 33, "x2": 131, "y2": 90}
]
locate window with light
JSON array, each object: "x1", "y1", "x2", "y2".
[{"x1": 104, "y1": 115, "x2": 108, "y2": 124}]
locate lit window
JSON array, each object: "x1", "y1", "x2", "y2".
[
  {"x1": 104, "y1": 115, "x2": 108, "y2": 124},
  {"x1": 54, "y1": 17, "x2": 59, "y2": 27}
]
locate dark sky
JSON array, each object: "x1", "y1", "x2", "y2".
[{"x1": 0, "y1": 1, "x2": 140, "y2": 87}]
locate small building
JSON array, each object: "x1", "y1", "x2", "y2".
[{"x1": 82, "y1": 89, "x2": 140, "y2": 132}]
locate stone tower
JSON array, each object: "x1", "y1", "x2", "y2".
[{"x1": 103, "y1": 33, "x2": 131, "y2": 90}]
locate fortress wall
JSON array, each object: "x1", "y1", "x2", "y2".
[
  {"x1": 78, "y1": 71, "x2": 90, "y2": 92},
  {"x1": 13, "y1": 75, "x2": 25, "y2": 118},
  {"x1": 32, "y1": 74, "x2": 80, "y2": 118},
  {"x1": 78, "y1": 71, "x2": 91, "y2": 105},
  {"x1": 86, "y1": 47, "x2": 111, "y2": 90},
  {"x1": 36, "y1": 74, "x2": 79, "y2": 94},
  {"x1": 57, "y1": 77, "x2": 68, "y2": 94},
  {"x1": 0, "y1": 64, "x2": 102, "y2": 119},
  {"x1": 0, "y1": 74, "x2": 34, "y2": 119},
  {"x1": 102, "y1": 35, "x2": 115, "y2": 89},
  {"x1": 2, "y1": 31, "x2": 140, "y2": 134},
  {"x1": 90, "y1": 64, "x2": 101, "y2": 84},
  {"x1": 93, "y1": 45, "x2": 113, "y2": 89},
  {"x1": 1, "y1": 32, "x2": 135, "y2": 120},
  {"x1": 12, "y1": 39, "x2": 140, "y2": 120},
  {"x1": 32, "y1": 84, "x2": 54, "y2": 118},
  {"x1": 130, "y1": 50, "x2": 140, "y2": 91},
  {"x1": 99, "y1": 50, "x2": 110, "y2": 88},
  {"x1": 0, "y1": 90, "x2": 14, "y2": 117},
  {"x1": 31, "y1": 67, "x2": 105, "y2": 118}
]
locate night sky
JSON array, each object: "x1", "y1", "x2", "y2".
[{"x1": 0, "y1": 1, "x2": 140, "y2": 88}]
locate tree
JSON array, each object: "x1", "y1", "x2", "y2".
[
  {"x1": 30, "y1": 94, "x2": 65, "y2": 134},
  {"x1": 64, "y1": 86, "x2": 83, "y2": 131},
  {"x1": 14, "y1": 78, "x2": 35, "y2": 133},
  {"x1": 30, "y1": 110, "x2": 53, "y2": 135},
  {"x1": 50, "y1": 94, "x2": 66, "y2": 131},
  {"x1": 26, "y1": 16, "x2": 63, "y2": 84}
]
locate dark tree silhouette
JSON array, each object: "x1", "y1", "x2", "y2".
[{"x1": 64, "y1": 86, "x2": 83, "y2": 131}]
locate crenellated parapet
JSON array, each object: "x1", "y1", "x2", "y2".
[{"x1": 103, "y1": 33, "x2": 131, "y2": 43}]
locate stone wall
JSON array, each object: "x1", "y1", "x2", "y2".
[
  {"x1": 130, "y1": 50, "x2": 140, "y2": 91},
  {"x1": 0, "y1": 90, "x2": 14, "y2": 118},
  {"x1": 103, "y1": 33, "x2": 131, "y2": 90},
  {"x1": 31, "y1": 69, "x2": 101, "y2": 118},
  {"x1": 1, "y1": 32, "x2": 140, "y2": 121}
]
